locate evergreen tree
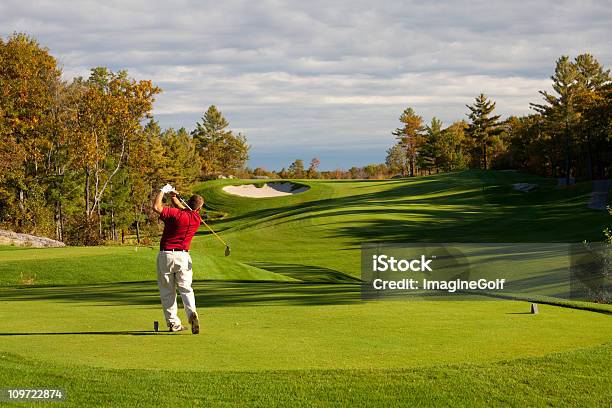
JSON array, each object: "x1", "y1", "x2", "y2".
[
  {"x1": 573, "y1": 54, "x2": 611, "y2": 178},
  {"x1": 191, "y1": 105, "x2": 249, "y2": 176},
  {"x1": 531, "y1": 56, "x2": 580, "y2": 182},
  {"x1": 162, "y1": 127, "x2": 201, "y2": 192},
  {"x1": 393, "y1": 107, "x2": 425, "y2": 176},
  {"x1": 466, "y1": 93, "x2": 501, "y2": 169},
  {"x1": 421, "y1": 117, "x2": 443, "y2": 174}
]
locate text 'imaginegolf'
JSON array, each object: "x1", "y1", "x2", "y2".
[{"x1": 360, "y1": 243, "x2": 610, "y2": 302}]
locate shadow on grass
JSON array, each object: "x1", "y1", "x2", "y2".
[
  {"x1": 0, "y1": 280, "x2": 361, "y2": 307},
  {"x1": 204, "y1": 170, "x2": 603, "y2": 244},
  {"x1": 250, "y1": 263, "x2": 363, "y2": 283},
  {"x1": 0, "y1": 330, "x2": 163, "y2": 336}
]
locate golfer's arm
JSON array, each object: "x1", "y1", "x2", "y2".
[
  {"x1": 171, "y1": 195, "x2": 186, "y2": 209},
  {"x1": 152, "y1": 191, "x2": 165, "y2": 214}
]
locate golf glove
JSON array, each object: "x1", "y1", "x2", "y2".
[{"x1": 160, "y1": 183, "x2": 176, "y2": 194}]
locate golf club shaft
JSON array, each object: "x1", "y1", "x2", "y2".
[
  {"x1": 201, "y1": 220, "x2": 229, "y2": 247},
  {"x1": 177, "y1": 194, "x2": 228, "y2": 247}
]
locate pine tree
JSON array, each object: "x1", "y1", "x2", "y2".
[
  {"x1": 191, "y1": 105, "x2": 249, "y2": 176},
  {"x1": 573, "y1": 54, "x2": 611, "y2": 179},
  {"x1": 466, "y1": 94, "x2": 501, "y2": 169},
  {"x1": 161, "y1": 127, "x2": 201, "y2": 192},
  {"x1": 421, "y1": 117, "x2": 443, "y2": 174},
  {"x1": 531, "y1": 56, "x2": 581, "y2": 183},
  {"x1": 393, "y1": 107, "x2": 425, "y2": 176}
]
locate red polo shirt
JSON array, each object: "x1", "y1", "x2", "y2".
[{"x1": 159, "y1": 207, "x2": 201, "y2": 251}]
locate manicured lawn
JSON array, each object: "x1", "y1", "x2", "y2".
[
  {"x1": 1, "y1": 283, "x2": 611, "y2": 371},
  {"x1": 195, "y1": 170, "x2": 609, "y2": 278},
  {"x1": 1, "y1": 341, "x2": 611, "y2": 407},
  {"x1": 0, "y1": 170, "x2": 610, "y2": 406}
]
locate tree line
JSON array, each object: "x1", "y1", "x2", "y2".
[
  {"x1": 0, "y1": 34, "x2": 249, "y2": 244},
  {"x1": 253, "y1": 54, "x2": 610, "y2": 182},
  {"x1": 1, "y1": 33, "x2": 609, "y2": 243},
  {"x1": 385, "y1": 54, "x2": 611, "y2": 180},
  {"x1": 251, "y1": 160, "x2": 390, "y2": 180}
]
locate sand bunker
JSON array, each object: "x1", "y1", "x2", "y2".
[{"x1": 223, "y1": 182, "x2": 309, "y2": 198}]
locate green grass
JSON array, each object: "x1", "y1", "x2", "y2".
[
  {"x1": 2, "y1": 344, "x2": 611, "y2": 407},
  {"x1": 1, "y1": 284, "x2": 611, "y2": 370},
  {"x1": 194, "y1": 170, "x2": 609, "y2": 278},
  {"x1": 0, "y1": 170, "x2": 611, "y2": 406},
  {"x1": 0, "y1": 246, "x2": 294, "y2": 285}
]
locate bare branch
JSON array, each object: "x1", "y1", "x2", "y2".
[{"x1": 90, "y1": 135, "x2": 127, "y2": 214}]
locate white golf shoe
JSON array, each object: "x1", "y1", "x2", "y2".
[{"x1": 169, "y1": 324, "x2": 188, "y2": 333}]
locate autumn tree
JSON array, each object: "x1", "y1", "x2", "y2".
[
  {"x1": 386, "y1": 144, "x2": 409, "y2": 176},
  {"x1": 348, "y1": 167, "x2": 365, "y2": 179},
  {"x1": 363, "y1": 164, "x2": 388, "y2": 179},
  {"x1": 72, "y1": 69, "x2": 160, "y2": 220},
  {"x1": 439, "y1": 120, "x2": 469, "y2": 171},
  {"x1": 0, "y1": 33, "x2": 212, "y2": 244},
  {"x1": 307, "y1": 158, "x2": 321, "y2": 178},
  {"x1": 0, "y1": 33, "x2": 62, "y2": 234},
  {"x1": 288, "y1": 159, "x2": 305, "y2": 178}
]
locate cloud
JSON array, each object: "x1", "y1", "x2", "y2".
[{"x1": 1, "y1": 0, "x2": 610, "y2": 169}]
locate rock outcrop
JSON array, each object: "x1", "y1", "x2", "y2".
[{"x1": 0, "y1": 229, "x2": 66, "y2": 248}]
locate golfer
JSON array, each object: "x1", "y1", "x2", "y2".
[{"x1": 152, "y1": 184, "x2": 203, "y2": 334}]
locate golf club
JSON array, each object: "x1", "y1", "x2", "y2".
[{"x1": 176, "y1": 194, "x2": 231, "y2": 256}]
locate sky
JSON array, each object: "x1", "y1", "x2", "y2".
[{"x1": 1, "y1": 0, "x2": 610, "y2": 170}]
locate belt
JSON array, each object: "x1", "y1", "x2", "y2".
[{"x1": 161, "y1": 249, "x2": 189, "y2": 252}]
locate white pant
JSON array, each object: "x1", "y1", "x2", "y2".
[{"x1": 156, "y1": 251, "x2": 197, "y2": 328}]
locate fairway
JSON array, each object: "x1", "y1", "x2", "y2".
[{"x1": 1, "y1": 171, "x2": 611, "y2": 406}]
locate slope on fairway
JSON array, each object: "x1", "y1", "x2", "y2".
[
  {"x1": 1, "y1": 170, "x2": 606, "y2": 285},
  {"x1": 0, "y1": 245, "x2": 295, "y2": 285},
  {"x1": 195, "y1": 170, "x2": 610, "y2": 280}
]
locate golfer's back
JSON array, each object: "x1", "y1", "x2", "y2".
[{"x1": 159, "y1": 207, "x2": 201, "y2": 251}]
